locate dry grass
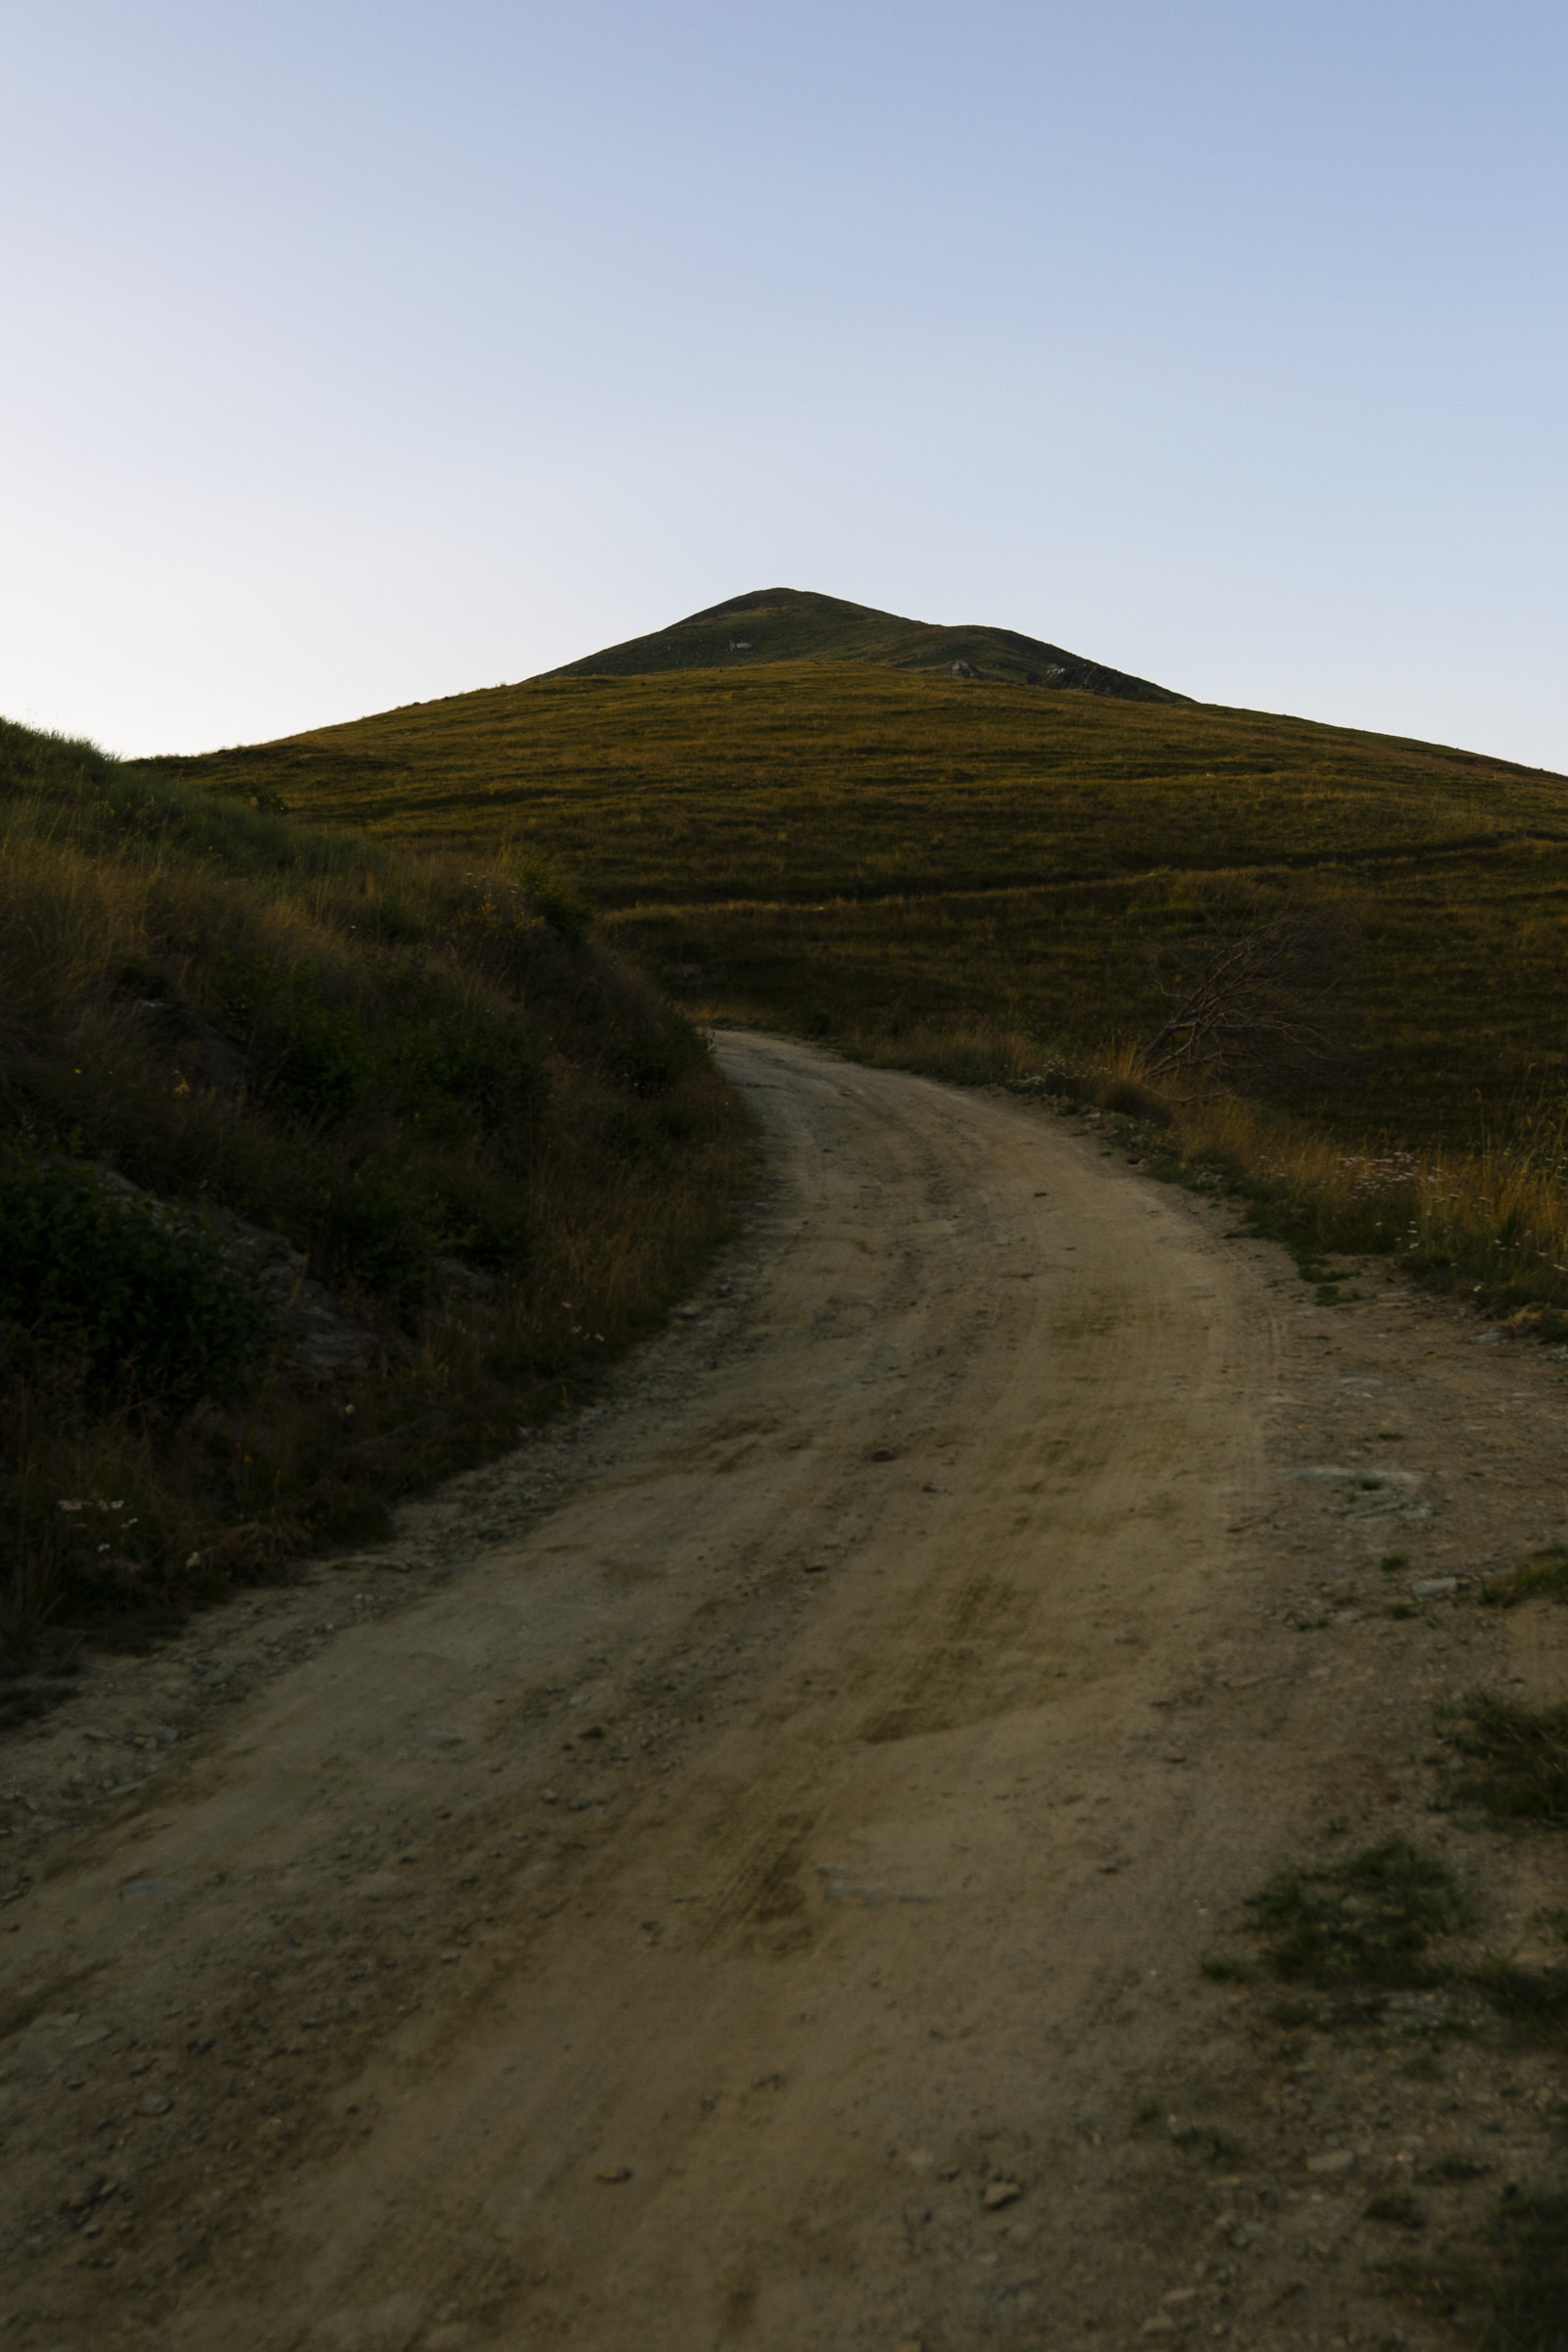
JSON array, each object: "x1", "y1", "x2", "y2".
[{"x1": 1142, "y1": 1080, "x2": 1568, "y2": 1316}]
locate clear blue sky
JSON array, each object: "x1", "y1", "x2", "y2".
[{"x1": 4, "y1": 1, "x2": 1565, "y2": 764}]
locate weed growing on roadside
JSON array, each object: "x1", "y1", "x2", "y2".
[
  {"x1": 1441, "y1": 1691, "x2": 1568, "y2": 1828},
  {"x1": 1481, "y1": 1548, "x2": 1568, "y2": 1610},
  {"x1": 1244, "y1": 1838, "x2": 1472, "y2": 1987}
]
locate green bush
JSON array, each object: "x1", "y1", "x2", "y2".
[
  {"x1": 218, "y1": 956, "x2": 369, "y2": 1126},
  {"x1": 1485, "y1": 2186, "x2": 1568, "y2": 2352},
  {"x1": 0, "y1": 713, "x2": 117, "y2": 793},
  {"x1": 0, "y1": 1154, "x2": 273, "y2": 1406},
  {"x1": 317, "y1": 1163, "x2": 447, "y2": 1315},
  {"x1": 422, "y1": 1161, "x2": 534, "y2": 1271},
  {"x1": 387, "y1": 1004, "x2": 548, "y2": 1140},
  {"x1": 515, "y1": 857, "x2": 593, "y2": 949}
]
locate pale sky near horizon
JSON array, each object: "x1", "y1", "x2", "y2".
[{"x1": 3, "y1": 1, "x2": 1565, "y2": 765}]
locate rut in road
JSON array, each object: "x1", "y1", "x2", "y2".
[{"x1": 2, "y1": 1034, "x2": 1287, "y2": 2352}]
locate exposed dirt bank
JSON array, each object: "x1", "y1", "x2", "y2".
[{"x1": 2, "y1": 1035, "x2": 1563, "y2": 2351}]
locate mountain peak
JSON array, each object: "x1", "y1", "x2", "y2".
[{"x1": 541, "y1": 587, "x2": 1184, "y2": 702}]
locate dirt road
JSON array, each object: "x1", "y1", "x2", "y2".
[{"x1": 3, "y1": 1036, "x2": 1564, "y2": 2351}]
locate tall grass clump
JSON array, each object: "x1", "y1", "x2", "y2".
[
  {"x1": 1130, "y1": 1079, "x2": 1568, "y2": 1322},
  {"x1": 0, "y1": 717, "x2": 752, "y2": 1694}
]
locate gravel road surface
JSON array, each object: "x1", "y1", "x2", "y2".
[{"x1": 3, "y1": 1034, "x2": 1563, "y2": 2351}]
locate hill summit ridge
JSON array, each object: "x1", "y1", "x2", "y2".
[{"x1": 542, "y1": 584, "x2": 1186, "y2": 704}]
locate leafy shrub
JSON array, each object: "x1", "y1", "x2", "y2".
[
  {"x1": 0, "y1": 1154, "x2": 273, "y2": 1406},
  {"x1": 358, "y1": 895, "x2": 428, "y2": 945},
  {"x1": 387, "y1": 1005, "x2": 548, "y2": 1140},
  {"x1": 317, "y1": 1164, "x2": 447, "y2": 1315},
  {"x1": 601, "y1": 1105, "x2": 673, "y2": 1166},
  {"x1": 423, "y1": 1163, "x2": 534, "y2": 1271},
  {"x1": 0, "y1": 714, "x2": 117, "y2": 793},
  {"x1": 0, "y1": 714, "x2": 752, "y2": 1667},
  {"x1": 218, "y1": 956, "x2": 369, "y2": 1126},
  {"x1": 515, "y1": 858, "x2": 593, "y2": 949}
]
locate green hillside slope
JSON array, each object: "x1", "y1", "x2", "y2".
[
  {"x1": 139, "y1": 659, "x2": 1561, "y2": 910},
  {"x1": 539, "y1": 584, "x2": 1187, "y2": 700},
  {"x1": 135, "y1": 635, "x2": 1568, "y2": 1154},
  {"x1": 0, "y1": 717, "x2": 748, "y2": 1698}
]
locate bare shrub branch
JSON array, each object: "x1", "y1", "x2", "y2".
[{"x1": 1143, "y1": 897, "x2": 1361, "y2": 1091}]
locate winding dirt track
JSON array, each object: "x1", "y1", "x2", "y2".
[{"x1": 8, "y1": 1035, "x2": 1560, "y2": 2351}]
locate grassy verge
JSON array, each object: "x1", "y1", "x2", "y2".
[
  {"x1": 0, "y1": 719, "x2": 753, "y2": 1706},
  {"x1": 1115, "y1": 1078, "x2": 1568, "y2": 1331},
  {"x1": 1440, "y1": 1692, "x2": 1568, "y2": 1832}
]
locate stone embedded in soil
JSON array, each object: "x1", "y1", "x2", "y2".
[
  {"x1": 1305, "y1": 2148, "x2": 1355, "y2": 2174},
  {"x1": 981, "y1": 2180, "x2": 1022, "y2": 2210}
]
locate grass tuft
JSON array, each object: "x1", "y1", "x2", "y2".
[
  {"x1": 1482, "y1": 1549, "x2": 1568, "y2": 1610},
  {"x1": 1243, "y1": 1838, "x2": 1472, "y2": 1987},
  {"x1": 1441, "y1": 1691, "x2": 1568, "y2": 1828}
]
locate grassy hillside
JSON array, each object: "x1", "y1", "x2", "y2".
[
  {"x1": 0, "y1": 717, "x2": 750, "y2": 1704},
  {"x1": 539, "y1": 584, "x2": 1186, "y2": 699},
  {"x1": 138, "y1": 659, "x2": 1561, "y2": 912},
  {"x1": 612, "y1": 842, "x2": 1568, "y2": 1153}
]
